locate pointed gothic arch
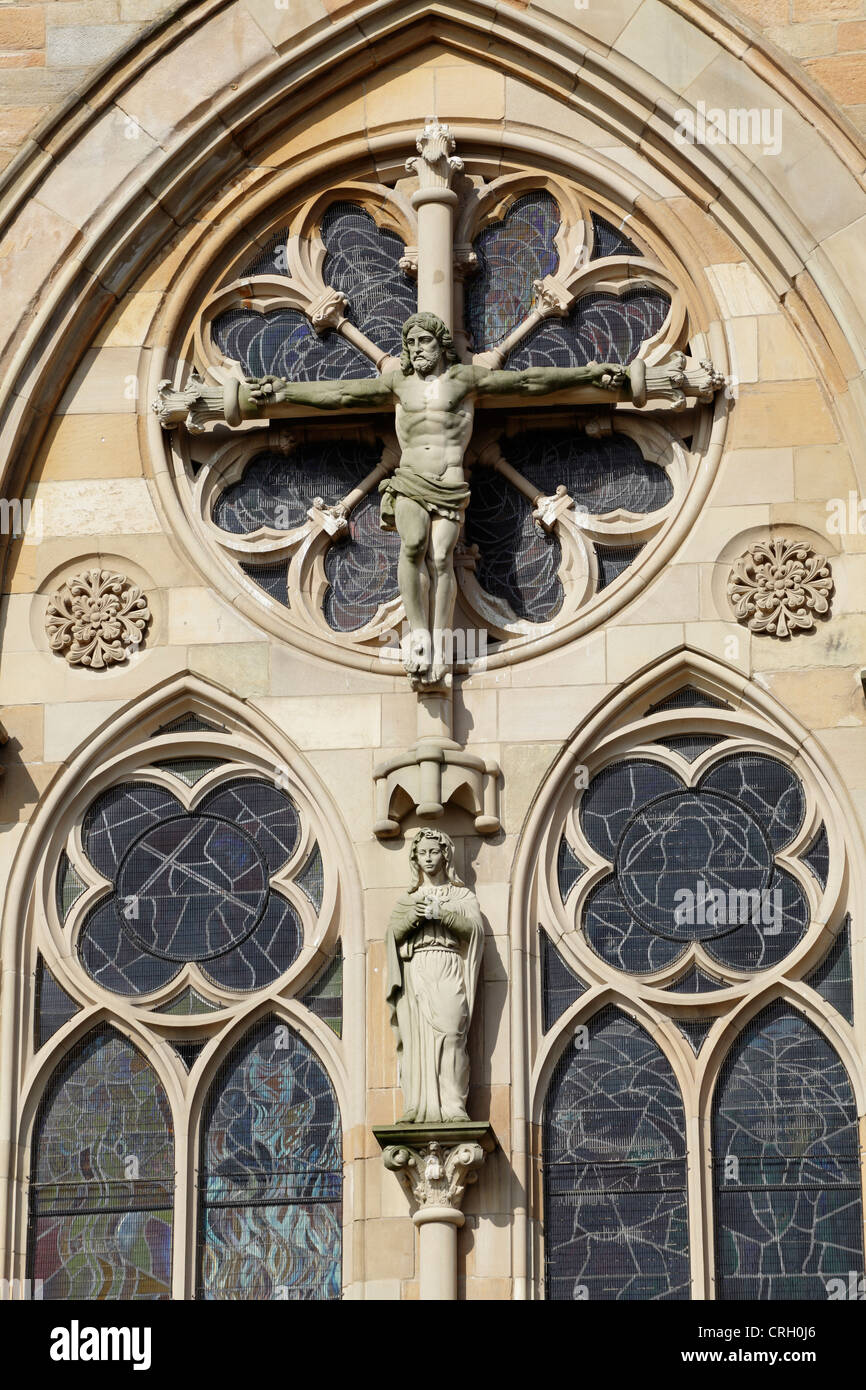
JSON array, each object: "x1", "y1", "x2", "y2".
[
  {"x1": 0, "y1": 671, "x2": 362, "y2": 1296},
  {"x1": 511, "y1": 646, "x2": 866, "y2": 1299}
]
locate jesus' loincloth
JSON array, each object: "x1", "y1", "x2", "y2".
[{"x1": 379, "y1": 465, "x2": 470, "y2": 531}]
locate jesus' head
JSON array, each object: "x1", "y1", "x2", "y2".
[{"x1": 400, "y1": 312, "x2": 459, "y2": 377}]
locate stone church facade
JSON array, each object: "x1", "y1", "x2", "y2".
[{"x1": 1, "y1": 0, "x2": 865, "y2": 1302}]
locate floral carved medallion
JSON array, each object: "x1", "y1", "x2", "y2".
[
  {"x1": 46, "y1": 569, "x2": 151, "y2": 668},
  {"x1": 727, "y1": 538, "x2": 833, "y2": 637}
]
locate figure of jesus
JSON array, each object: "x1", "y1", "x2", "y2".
[
  {"x1": 383, "y1": 829, "x2": 484, "y2": 1125},
  {"x1": 246, "y1": 312, "x2": 630, "y2": 686}
]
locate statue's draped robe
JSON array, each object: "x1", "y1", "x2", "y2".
[{"x1": 385, "y1": 884, "x2": 484, "y2": 1123}]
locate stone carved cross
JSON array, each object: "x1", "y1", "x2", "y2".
[{"x1": 155, "y1": 119, "x2": 725, "y2": 689}]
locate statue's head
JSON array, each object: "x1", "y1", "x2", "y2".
[
  {"x1": 400, "y1": 312, "x2": 459, "y2": 377},
  {"x1": 408, "y1": 828, "x2": 463, "y2": 887}
]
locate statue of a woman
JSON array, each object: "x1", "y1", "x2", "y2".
[{"x1": 385, "y1": 830, "x2": 484, "y2": 1124}]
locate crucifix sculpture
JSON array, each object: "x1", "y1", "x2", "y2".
[{"x1": 155, "y1": 118, "x2": 726, "y2": 692}]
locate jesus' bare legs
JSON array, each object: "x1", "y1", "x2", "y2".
[{"x1": 394, "y1": 497, "x2": 460, "y2": 684}]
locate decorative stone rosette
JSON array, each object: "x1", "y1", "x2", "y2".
[
  {"x1": 727, "y1": 538, "x2": 833, "y2": 637},
  {"x1": 46, "y1": 569, "x2": 151, "y2": 668}
]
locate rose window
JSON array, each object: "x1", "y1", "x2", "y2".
[{"x1": 160, "y1": 160, "x2": 706, "y2": 665}]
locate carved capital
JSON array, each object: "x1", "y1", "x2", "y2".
[
  {"x1": 399, "y1": 246, "x2": 419, "y2": 279},
  {"x1": 152, "y1": 373, "x2": 226, "y2": 432},
  {"x1": 532, "y1": 485, "x2": 573, "y2": 532},
  {"x1": 375, "y1": 1123, "x2": 494, "y2": 1212},
  {"x1": 308, "y1": 287, "x2": 348, "y2": 334},
  {"x1": 307, "y1": 497, "x2": 349, "y2": 536},
  {"x1": 453, "y1": 244, "x2": 479, "y2": 280},
  {"x1": 727, "y1": 537, "x2": 833, "y2": 637},
  {"x1": 406, "y1": 118, "x2": 463, "y2": 195},
  {"x1": 46, "y1": 569, "x2": 151, "y2": 668},
  {"x1": 533, "y1": 274, "x2": 575, "y2": 318}
]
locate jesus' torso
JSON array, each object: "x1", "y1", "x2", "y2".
[{"x1": 392, "y1": 366, "x2": 475, "y2": 483}]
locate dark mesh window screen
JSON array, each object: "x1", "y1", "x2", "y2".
[
  {"x1": 213, "y1": 443, "x2": 377, "y2": 535},
  {"x1": 323, "y1": 494, "x2": 400, "y2": 631},
  {"x1": 28, "y1": 1027, "x2": 174, "y2": 1299},
  {"x1": 578, "y1": 754, "x2": 810, "y2": 975},
  {"x1": 540, "y1": 929, "x2": 586, "y2": 1033},
  {"x1": 78, "y1": 779, "x2": 302, "y2": 996},
  {"x1": 557, "y1": 838, "x2": 587, "y2": 902},
  {"x1": 501, "y1": 431, "x2": 671, "y2": 517},
  {"x1": 713, "y1": 1003, "x2": 863, "y2": 1300},
  {"x1": 507, "y1": 288, "x2": 670, "y2": 371},
  {"x1": 197, "y1": 1016, "x2": 341, "y2": 1300},
  {"x1": 34, "y1": 957, "x2": 80, "y2": 1049},
  {"x1": 596, "y1": 544, "x2": 645, "y2": 590},
  {"x1": 171, "y1": 1039, "x2": 207, "y2": 1071},
  {"x1": 464, "y1": 469, "x2": 563, "y2": 622},
  {"x1": 55, "y1": 851, "x2": 87, "y2": 922},
  {"x1": 212, "y1": 203, "x2": 414, "y2": 380},
  {"x1": 646, "y1": 687, "x2": 731, "y2": 714},
  {"x1": 212, "y1": 305, "x2": 375, "y2": 381},
  {"x1": 296, "y1": 842, "x2": 325, "y2": 913},
  {"x1": 590, "y1": 212, "x2": 641, "y2": 260},
  {"x1": 543, "y1": 1006, "x2": 690, "y2": 1300},
  {"x1": 802, "y1": 824, "x2": 830, "y2": 890},
  {"x1": 153, "y1": 714, "x2": 225, "y2": 737},
  {"x1": 465, "y1": 191, "x2": 559, "y2": 351},
  {"x1": 674, "y1": 1017, "x2": 715, "y2": 1054},
  {"x1": 805, "y1": 917, "x2": 853, "y2": 1024},
  {"x1": 240, "y1": 560, "x2": 289, "y2": 607},
  {"x1": 155, "y1": 987, "x2": 220, "y2": 1015},
  {"x1": 320, "y1": 201, "x2": 416, "y2": 357},
  {"x1": 300, "y1": 947, "x2": 343, "y2": 1038}
]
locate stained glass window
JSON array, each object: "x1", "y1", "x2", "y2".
[
  {"x1": 805, "y1": 917, "x2": 853, "y2": 1024},
  {"x1": 507, "y1": 289, "x2": 670, "y2": 372},
  {"x1": 197, "y1": 1017, "x2": 342, "y2": 1299},
  {"x1": 464, "y1": 470, "x2": 563, "y2": 622},
  {"x1": 300, "y1": 947, "x2": 343, "y2": 1038},
  {"x1": 557, "y1": 838, "x2": 587, "y2": 902},
  {"x1": 211, "y1": 202, "x2": 416, "y2": 379},
  {"x1": 34, "y1": 957, "x2": 80, "y2": 1049},
  {"x1": 578, "y1": 754, "x2": 811, "y2": 975},
  {"x1": 501, "y1": 431, "x2": 672, "y2": 517},
  {"x1": 77, "y1": 778, "x2": 303, "y2": 996},
  {"x1": 540, "y1": 930, "x2": 586, "y2": 1033},
  {"x1": 28, "y1": 1028, "x2": 174, "y2": 1299},
  {"x1": 466, "y1": 191, "x2": 559, "y2": 351},
  {"x1": 543, "y1": 1006, "x2": 690, "y2": 1300},
  {"x1": 323, "y1": 494, "x2": 401, "y2": 631},
  {"x1": 213, "y1": 443, "x2": 377, "y2": 535},
  {"x1": 713, "y1": 1003, "x2": 863, "y2": 1300}
]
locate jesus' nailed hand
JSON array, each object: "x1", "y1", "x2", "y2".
[{"x1": 243, "y1": 312, "x2": 633, "y2": 689}]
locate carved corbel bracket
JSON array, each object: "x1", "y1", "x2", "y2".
[
  {"x1": 373, "y1": 738, "x2": 501, "y2": 838},
  {"x1": 374, "y1": 1122, "x2": 495, "y2": 1212}
]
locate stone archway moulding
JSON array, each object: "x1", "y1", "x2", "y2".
[{"x1": 1, "y1": 0, "x2": 865, "y2": 587}]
